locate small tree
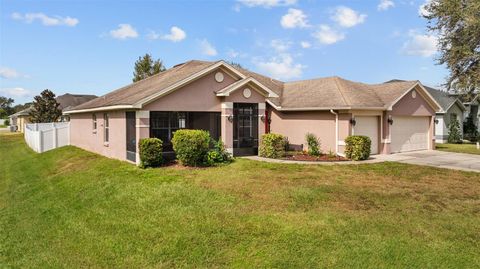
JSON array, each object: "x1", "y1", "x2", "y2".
[
  {"x1": 132, "y1": 54, "x2": 166, "y2": 82},
  {"x1": 447, "y1": 118, "x2": 462, "y2": 144},
  {"x1": 305, "y1": 133, "x2": 321, "y2": 156},
  {"x1": 29, "y1": 89, "x2": 62, "y2": 123}
]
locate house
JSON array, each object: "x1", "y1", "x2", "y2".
[
  {"x1": 10, "y1": 93, "x2": 97, "y2": 133},
  {"x1": 424, "y1": 86, "x2": 465, "y2": 143},
  {"x1": 64, "y1": 60, "x2": 441, "y2": 165}
]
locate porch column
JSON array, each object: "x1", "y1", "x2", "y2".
[
  {"x1": 135, "y1": 110, "x2": 150, "y2": 165},
  {"x1": 221, "y1": 102, "x2": 234, "y2": 154},
  {"x1": 381, "y1": 111, "x2": 392, "y2": 154},
  {"x1": 258, "y1": 102, "x2": 266, "y2": 153}
]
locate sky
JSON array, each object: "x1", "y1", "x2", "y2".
[{"x1": 0, "y1": 0, "x2": 445, "y2": 105}]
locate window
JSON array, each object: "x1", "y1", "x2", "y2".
[
  {"x1": 103, "y1": 113, "x2": 109, "y2": 143},
  {"x1": 450, "y1": 113, "x2": 457, "y2": 123},
  {"x1": 150, "y1": 112, "x2": 220, "y2": 151},
  {"x1": 92, "y1": 114, "x2": 97, "y2": 132}
]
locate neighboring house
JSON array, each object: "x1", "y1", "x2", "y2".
[
  {"x1": 425, "y1": 86, "x2": 466, "y2": 143},
  {"x1": 10, "y1": 93, "x2": 97, "y2": 133},
  {"x1": 462, "y1": 95, "x2": 480, "y2": 130},
  {"x1": 65, "y1": 60, "x2": 441, "y2": 165}
]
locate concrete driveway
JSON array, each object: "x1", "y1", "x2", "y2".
[{"x1": 377, "y1": 150, "x2": 480, "y2": 173}]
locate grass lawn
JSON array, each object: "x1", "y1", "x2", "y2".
[
  {"x1": 436, "y1": 143, "x2": 480, "y2": 155},
  {"x1": 1, "y1": 133, "x2": 480, "y2": 268},
  {"x1": 0, "y1": 125, "x2": 7, "y2": 128}
]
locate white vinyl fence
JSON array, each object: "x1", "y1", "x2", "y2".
[{"x1": 24, "y1": 122, "x2": 70, "y2": 153}]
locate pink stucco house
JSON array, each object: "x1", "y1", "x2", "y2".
[{"x1": 65, "y1": 60, "x2": 441, "y2": 164}]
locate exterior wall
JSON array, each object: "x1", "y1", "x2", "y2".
[
  {"x1": 268, "y1": 109, "x2": 337, "y2": 153},
  {"x1": 143, "y1": 70, "x2": 237, "y2": 112},
  {"x1": 382, "y1": 87, "x2": 437, "y2": 153},
  {"x1": 221, "y1": 88, "x2": 267, "y2": 153},
  {"x1": 391, "y1": 88, "x2": 435, "y2": 116},
  {"x1": 17, "y1": 116, "x2": 31, "y2": 133},
  {"x1": 436, "y1": 102, "x2": 464, "y2": 143},
  {"x1": 70, "y1": 110, "x2": 127, "y2": 161}
]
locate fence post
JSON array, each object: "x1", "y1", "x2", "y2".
[
  {"x1": 52, "y1": 122, "x2": 57, "y2": 148},
  {"x1": 38, "y1": 130, "x2": 43, "y2": 153}
]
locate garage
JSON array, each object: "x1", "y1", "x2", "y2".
[
  {"x1": 391, "y1": 116, "x2": 430, "y2": 153},
  {"x1": 353, "y1": 116, "x2": 379, "y2": 154}
]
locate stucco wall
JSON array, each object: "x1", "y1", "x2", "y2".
[
  {"x1": 269, "y1": 109, "x2": 336, "y2": 153},
  {"x1": 70, "y1": 110, "x2": 127, "y2": 161},
  {"x1": 143, "y1": 70, "x2": 237, "y2": 112},
  {"x1": 391, "y1": 88, "x2": 436, "y2": 116}
]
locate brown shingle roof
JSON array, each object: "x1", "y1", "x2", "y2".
[
  {"x1": 72, "y1": 60, "x2": 216, "y2": 110},
  {"x1": 69, "y1": 59, "x2": 425, "y2": 112}
]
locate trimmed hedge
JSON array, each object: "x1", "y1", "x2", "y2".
[
  {"x1": 206, "y1": 139, "x2": 232, "y2": 166},
  {"x1": 172, "y1": 129, "x2": 211, "y2": 166},
  {"x1": 259, "y1": 133, "x2": 286, "y2": 159},
  {"x1": 139, "y1": 138, "x2": 163, "y2": 168},
  {"x1": 345, "y1": 135, "x2": 371, "y2": 161}
]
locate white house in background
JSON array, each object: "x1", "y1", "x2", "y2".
[{"x1": 425, "y1": 86, "x2": 466, "y2": 143}]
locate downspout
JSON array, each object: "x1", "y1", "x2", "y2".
[{"x1": 330, "y1": 109, "x2": 339, "y2": 154}]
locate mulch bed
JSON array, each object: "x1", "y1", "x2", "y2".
[{"x1": 283, "y1": 152, "x2": 349, "y2": 162}]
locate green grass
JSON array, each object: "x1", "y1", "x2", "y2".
[
  {"x1": 0, "y1": 125, "x2": 7, "y2": 128},
  {"x1": 436, "y1": 143, "x2": 480, "y2": 155},
  {"x1": 1, "y1": 133, "x2": 480, "y2": 268}
]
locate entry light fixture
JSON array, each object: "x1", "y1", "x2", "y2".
[
  {"x1": 349, "y1": 117, "x2": 356, "y2": 126},
  {"x1": 434, "y1": 118, "x2": 439, "y2": 124},
  {"x1": 227, "y1": 115, "x2": 234, "y2": 123},
  {"x1": 260, "y1": 115, "x2": 266, "y2": 122},
  {"x1": 388, "y1": 115, "x2": 393, "y2": 125}
]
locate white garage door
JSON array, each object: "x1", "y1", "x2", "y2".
[
  {"x1": 391, "y1": 116, "x2": 429, "y2": 153},
  {"x1": 354, "y1": 116, "x2": 379, "y2": 154}
]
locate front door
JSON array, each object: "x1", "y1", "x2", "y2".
[
  {"x1": 233, "y1": 103, "x2": 258, "y2": 156},
  {"x1": 126, "y1": 111, "x2": 136, "y2": 162}
]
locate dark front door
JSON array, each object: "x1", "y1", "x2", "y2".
[
  {"x1": 233, "y1": 103, "x2": 258, "y2": 156},
  {"x1": 126, "y1": 111, "x2": 136, "y2": 162}
]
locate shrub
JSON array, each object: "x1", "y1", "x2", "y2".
[
  {"x1": 305, "y1": 133, "x2": 321, "y2": 156},
  {"x1": 463, "y1": 116, "x2": 477, "y2": 141},
  {"x1": 172, "y1": 129, "x2": 211, "y2": 166},
  {"x1": 139, "y1": 138, "x2": 163, "y2": 168},
  {"x1": 4, "y1": 119, "x2": 9, "y2": 126},
  {"x1": 448, "y1": 118, "x2": 462, "y2": 144},
  {"x1": 259, "y1": 133, "x2": 286, "y2": 159},
  {"x1": 206, "y1": 139, "x2": 232, "y2": 165},
  {"x1": 345, "y1": 135, "x2": 371, "y2": 161}
]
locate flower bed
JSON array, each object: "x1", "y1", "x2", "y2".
[{"x1": 283, "y1": 151, "x2": 348, "y2": 162}]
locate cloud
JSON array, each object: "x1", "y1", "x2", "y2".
[
  {"x1": 418, "y1": 0, "x2": 432, "y2": 16},
  {"x1": 378, "y1": 0, "x2": 395, "y2": 11},
  {"x1": 402, "y1": 31, "x2": 437, "y2": 57},
  {"x1": 281, "y1": 8, "x2": 309, "y2": 29},
  {"x1": 110, "y1": 24, "x2": 138, "y2": 40},
  {"x1": 199, "y1": 39, "x2": 217, "y2": 56},
  {"x1": 237, "y1": 0, "x2": 297, "y2": 8},
  {"x1": 0, "y1": 67, "x2": 24, "y2": 79},
  {"x1": 312, "y1": 25, "x2": 345, "y2": 45},
  {"x1": 300, "y1": 41, "x2": 311, "y2": 48},
  {"x1": 270, "y1": 39, "x2": 292, "y2": 52},
  {"x1": 254, "y1": 54, "x2": 304, "y2": 80},
  {"x1": 0, "y1": 87, "x2": 33, "y2": 98},
  {"x1": 331, "y1": 6, "x2": 367, "y2": 28},
  {"x1": 162, "y1": 26, "x2": 186, "y2": 42},
  {"x1": 11, "y1": 12, "x2": 78, "y2": 26}
]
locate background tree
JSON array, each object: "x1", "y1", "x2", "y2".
[
  {"x1": 132, "y1": 54, "x2": 166, "y2": 82},
  {"x1": 0, "y1": 96, "x2": 15, "y2": 118},
  {"x1": 29, "y1": 89, "x2": 62, "y2": 123},
  {"x1": 226, "y1": 61, "x2": 244, "y2": 69},
  {"x1": 424, "y1": 0, "x2": 480, "y2": 97},
  {"x1": 13, "y1": 102, "x2": 33, "y2": 113}
]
